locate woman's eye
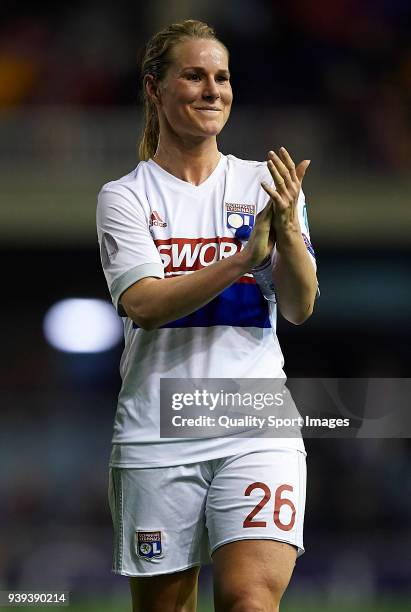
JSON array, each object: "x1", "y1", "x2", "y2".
[
  {"x1": 217, "y1": 76, "x2": 229, "y2": 83},
  {"x1": 187, "y1": 73, "x2": 201, "y2": 81}
]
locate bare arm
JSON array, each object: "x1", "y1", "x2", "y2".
[
  {"x1": 261, "y1": 147, "x2": 318, "y2": 325},
  {"x1": 121, "y1": 202, "x2": 274, "y2": 330},
  {"x1": 273, "y1": 229, "x2": 317, "y2": 324}
]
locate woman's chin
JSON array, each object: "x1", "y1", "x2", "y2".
[{"x1": 194, "y1": 122, "x2": 224, "y2": 138}]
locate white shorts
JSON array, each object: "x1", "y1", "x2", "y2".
[{"x1": 108, "y1": 448, "x2": 306, "y2": 577}]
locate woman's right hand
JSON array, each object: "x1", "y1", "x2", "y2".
[{"x1": 241, "y1": 200, "x2": 275, "y2": 269}]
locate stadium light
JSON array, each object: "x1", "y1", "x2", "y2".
[{"x1": 43, "y1": 298, "x2": 122, "y2": 353}]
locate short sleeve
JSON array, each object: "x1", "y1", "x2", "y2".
[{"x1": 96, "y1": 187, "x2": 164, "y2": 314}]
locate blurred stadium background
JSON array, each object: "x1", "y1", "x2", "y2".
[{"x1": 0, "y1": 1, "x2": 410, "y2": 610}]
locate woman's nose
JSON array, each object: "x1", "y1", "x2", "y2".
[{"x1": 202, "y1": 77, "x2": 220, "y2": 99}]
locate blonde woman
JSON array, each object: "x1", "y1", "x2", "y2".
[{"x1": 97, "y1": 19, "x2": 318, "y2": 612}]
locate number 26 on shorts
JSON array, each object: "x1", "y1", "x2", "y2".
[{"x1": 243, "y1": 482, "x2": 296, "y2": 531}]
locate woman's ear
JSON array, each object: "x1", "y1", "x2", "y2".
[{"x1": 145, "y1": 74, "x2": 161, "y2": 106}]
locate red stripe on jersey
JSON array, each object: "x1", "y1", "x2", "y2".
[{"x1": 238, "y1": 275, "x2": 257, "y2": 284}]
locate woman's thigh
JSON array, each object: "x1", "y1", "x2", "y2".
[
  {"x1": 212, "y1": 539, "x2": 296, "y2": 612},
  {"x1": 129, "y1": 565, "x2": 200, "y2": 612}
]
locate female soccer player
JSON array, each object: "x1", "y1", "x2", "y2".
[{"x1": 97, "y1": 19, "x2": 318, "y2": 612}]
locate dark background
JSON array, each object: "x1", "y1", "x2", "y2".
[{"x1": 0, "y1": 1, "x2": 410, "y2": 610}]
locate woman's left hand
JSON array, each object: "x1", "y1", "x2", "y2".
[{"x1": 261, "y1": 147, "x2": 310, "y2": 239}]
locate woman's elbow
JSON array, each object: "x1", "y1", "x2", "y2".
[
  {"x1": 292, "y1": 307, "x2": 313, "y2": 325},
  {"x1": 122, "y1": 303, "x2": 159, "y2": 331},
  {"x1": 283, "y1": 302, "x2": 314, "y2": 325},
  {"x1": 289, "y1": 284, "x2": 318, "y2": 324},
  {"x1": 134, "y1": 310, "x2": 162, "y2": 331},
  {"x1": 120, "y1": 278, "x2": 163, "y2": 331},
  {"x1": 136, "y1": 317, "x2": 158, "y2": 331}
]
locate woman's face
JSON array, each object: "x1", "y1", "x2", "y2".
[{"x1": 153, "y1": 38, "x2": 233, "y2": 141}]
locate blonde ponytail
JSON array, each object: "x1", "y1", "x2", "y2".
[{"x1": 139, "y1": 95, "x2": 160, "y2": 161}]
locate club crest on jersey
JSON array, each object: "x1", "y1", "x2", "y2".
[
  {"x1": 136, "y1": 531, "x2": 163, "y2": 559},
  {"x1": 225, "y1": 203, "x2": 255, "y2": 231},
  {"x1": 150, "y1": 211, "x2": 167, "y2": 228}
]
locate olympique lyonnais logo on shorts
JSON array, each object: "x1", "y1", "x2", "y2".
[
  {"x1": 136, "y1": 530, "x2": 163, "y2": 560},
  {"x1": 225, "y1": 202, "x2": 256, "y2": 231},
  {"x1": 150, "y1": 210, "x2": 167, "y2": 228}
]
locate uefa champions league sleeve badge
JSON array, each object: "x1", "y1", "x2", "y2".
[{"x1": 136, "y1": 530, "x2": 164, "y2": 560}]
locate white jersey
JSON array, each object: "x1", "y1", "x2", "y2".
[{"x1": 96, "y1": 154, "x2": 316, "y2": 468}]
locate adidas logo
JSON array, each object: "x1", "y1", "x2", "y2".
[{"x1": 150, "y1": 211, "x2": 167, "y2": 228}]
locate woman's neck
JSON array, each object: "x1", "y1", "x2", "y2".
[{"x1": 153, "y1": 138, "x2": 221, "y2": 186}]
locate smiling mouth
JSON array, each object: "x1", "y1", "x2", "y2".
[{"x1": 195, "y1": 108, "x2": 221, "y2": 112}]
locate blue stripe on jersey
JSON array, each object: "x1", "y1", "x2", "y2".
[{"x1": 132, "y1": 283, "x2": 271, "y2": 329}]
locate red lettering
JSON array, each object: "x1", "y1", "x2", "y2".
[
  {"x1": 243, "y1": 483, "x2": 297, "y2": 531},
  {"x1": 273, "y1": 484, "x2": 296, "y2": 531},
  {"x1": 243, "y1": 482, "x2": 271, "y2": 528},
  {"x1": 155, "y1": 237, "x2": 241, "y2": 274}
]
